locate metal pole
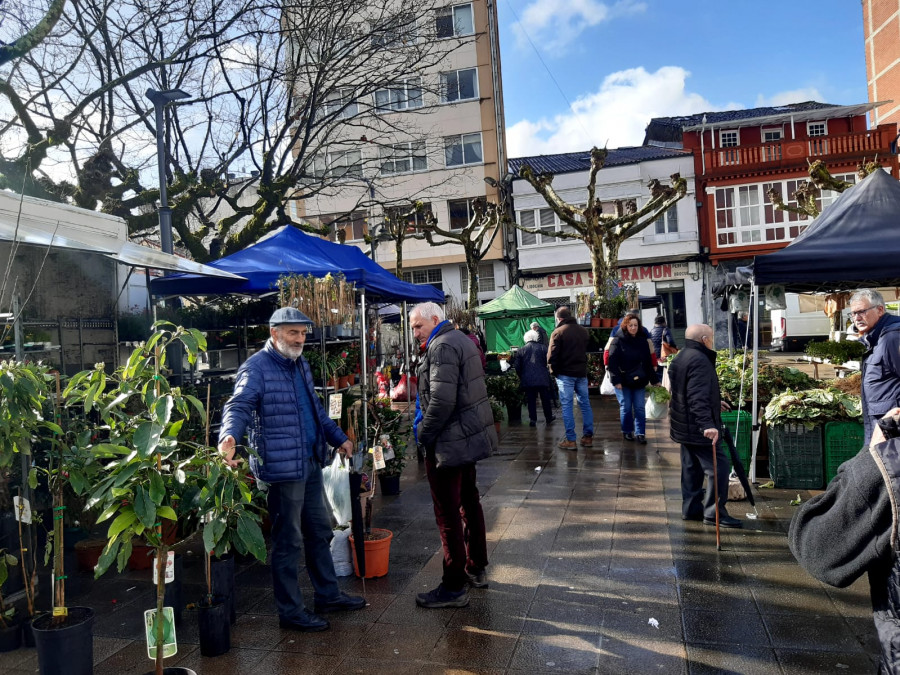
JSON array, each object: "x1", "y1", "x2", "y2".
[
  {"x1": 360, "y1": 290, "x2": 368, "y2": 456},
  {"x1": 153, "y1": 101, "x2": 174, "y2": 256},
  {"x1": 750, "y1": 284, "x2": 760, "y2": 483},
  {"x1": 402, "y1": 301, "x2": 411, "y2": 419},
  {"x1": 12, "y1": 294, "x2": 23, "y2": 360}
]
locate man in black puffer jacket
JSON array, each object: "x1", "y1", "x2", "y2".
[
  {"x1": 789, "y1": 411, "x2": 900, "y2": 673},
  {"x1": 410, "y1": 302, "x2": 497, "y2": 609},
  {"x1": 668, "y1": 324, "x2": 741, "y2": 528}
]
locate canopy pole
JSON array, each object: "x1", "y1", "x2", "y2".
[
  {"x1": 749, "y1": 283, "x2": 760, "y2": 483},
  {"x1": 360, "y1": 289, "x2": 368, "y2": 457},
  {"x1": 403, "y1": 301, "x2": 411, "y2": 420}
]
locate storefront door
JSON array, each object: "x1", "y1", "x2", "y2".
[{"x1": 656, "y1": 281, "x2": 687, "y2": 345}]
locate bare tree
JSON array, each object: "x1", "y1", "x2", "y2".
[
  {"x1": 420, "y1": 197, "x2": 503, "y2": 309},
  {"x1": 517, "y1": 147, "x2": 687, "y2": 304},
  {"x1": 0, "y1": 0, "x2": 67, "y2": 66},
  {"x1": 766, "y1": 158, "x2": 882, "y2": 219},
  {"x1": 363, "y1": 201, "x2": 430, "y2": 279},
  {"x1": 0, "y1": 0, "x2": 467, "y2": 260}
]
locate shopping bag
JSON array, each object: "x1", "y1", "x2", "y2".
[
  {"x1": 661, "y1": 342, "x2": 678, "y2": 358},
  {"x1": 390, "y1": 374, "x2": 417, "y2": 401},
  {"x1": 323, "y1": 457, "x2": 352, "y2": 527},
  {"x1": 600, "y1": 370, "x2": 616, "y2": 396},
  {"x1": 645, "y1": 396, "x2": 669, "y2": 420}
]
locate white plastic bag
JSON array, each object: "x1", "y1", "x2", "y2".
[
  {"x1": 645, "y1": 396, "x2": 669, "y2": 420},
  {"x1": 323, "y1": 456, "x2": 352, "y2": 527},
  {"x1": 330, "y1": 528, "x2": 353, "y2": 576},
  {"x1": 600, "y1": 370, "x2": 616, "y2": 396}
]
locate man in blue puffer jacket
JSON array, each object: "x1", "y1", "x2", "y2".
[{"x1": 218, "y1": 307, "x2": 364, "y2": 633}]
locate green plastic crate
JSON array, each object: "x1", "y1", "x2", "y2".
[
  {"x1": 721, "y1": 410, "x2": 751, "y2": 473},
  {"x1": 823, "y1": 421, "x2": 865, "y2": 484},
  {"x1": 767, "y1": 424, "x2": 824, "y2": 490}
]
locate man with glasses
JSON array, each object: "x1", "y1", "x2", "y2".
[{"x1": 849, "y1": 289, "x2": 900, "y2": 444}]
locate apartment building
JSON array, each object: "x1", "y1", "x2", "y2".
[
  {"x1": 296, "y1": 0, "x2": 509, "y2": 306},
  {"x1": 864, "y1": 0, "x2": 900, "y2": 127},
  {"x1": 644, "y1": 100, "x2": 898, "y2": 345},
  {"x1": 508, "y1": 147, "x2": 701, "y2": 343}
]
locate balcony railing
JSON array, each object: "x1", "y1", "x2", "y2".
[{"x1": 700, "y1": 125, "x2": 896, "y2": 175}]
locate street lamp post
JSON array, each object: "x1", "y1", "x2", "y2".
[{"x1": 145, "y1": 88, "x2": 190, "y2": 255}]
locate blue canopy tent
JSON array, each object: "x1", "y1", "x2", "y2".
[{"x1": 149, "y1": 225, "x2": 444, "y2": 303}]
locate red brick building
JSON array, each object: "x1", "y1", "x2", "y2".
[
  {"x1": 864, "y1": 0, "x2": 900, "y2": 128},
  {"x1": 644, "y1": 101, "x2": 898, "y2": 267}
]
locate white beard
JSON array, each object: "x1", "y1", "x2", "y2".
[{"x1": 274, "y1": 337, "x2": 304, "y2": 360}]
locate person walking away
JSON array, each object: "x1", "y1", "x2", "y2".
[
  {"x1": 650, "y1": 315, "x2": 677, "y2": 379},
  {"x1": 789, "y1": 407, "x2": 900, "y2": 672},
  {"x1": 607, "y1": 313, "x2": 658, "y2": 444},
  {"x1": 514, "y1": 329, "x2": 555, "y2": 426},
  {"x1": 667, "y1": 324, "x2": 741, "y2": 528},
  {"x1": 547, "y1": 306, "x2": 594, "y2": 450},
  {"x1": 849, "y1": 289, "x2": 900, "y2": 445},
  {"x1": 410, "y1": 302, "x2": 497, "y2": 608},
  {"x1": 218, "y1": 307, "x2": 365, "y2": 633},
  {"x1": 531, "y1": 321, "x2": 549, "y2": 346},
  {"x1": 461, "y1": 324, "x2": 487, "y2": 370}
]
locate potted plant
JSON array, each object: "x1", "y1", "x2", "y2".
[
  {"x1": 645, "y1": 385, "x2": 670, "y2": 420},
  {"x1": 65, "y1": 323, "x2": 220, "y2": 675},
  {"x1": 489, "y1": 397, "x2": 504, "y2": 435},
  {"x1": 367, "y1": 398, "x2": 407, "y2": 495},
  {"x1": 486, "y1": 372, "x2": 525, "y2": 423},
  {"x1": 0, "y1": 548, "x2": 21, "y2": 653}
]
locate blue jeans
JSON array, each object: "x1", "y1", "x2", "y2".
[
  {"x1": 555, "y1": 375, "x2": 594, "y2": 441},
  {"x1": 614, "y1": 386, "x2": 646, "y2": 435},
  {"x1": 267, "y1": 458, "x2": 342, "y2": 621}
]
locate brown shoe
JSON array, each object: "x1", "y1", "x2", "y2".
[
  {"x1": 558, "y1": 439, "x2": 577, "y2": 450},
  {"x1": 580, "y1": 435, "x2": 593, "y2": 447}
]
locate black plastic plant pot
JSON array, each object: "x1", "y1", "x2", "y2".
[
  {"x1": 21, "y1": 617, "x2": 35, "y2": 648},
  {"x1": 198, "y1": 595, "x2": 231, "y2": 657},
  {"x1": 210, "y1": 554, "x2": 236, "y2": 624},
  {"x1": 32, "y1": 607, "x2": 94, "y2": 675},
  {"x1": 0, "y1": 620, "x2": 22, "y2": 652},
  {"x1": 380, "y1": 474, "x2": 401, "y2": 496}
]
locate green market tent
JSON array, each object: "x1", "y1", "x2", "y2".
[{"x1": 475, "y1": 285, "x2": 556, "y2": 352}]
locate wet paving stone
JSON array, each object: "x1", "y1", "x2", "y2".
[{"x1": 0, "y1": 394, "x2": 882, "y2": 674}]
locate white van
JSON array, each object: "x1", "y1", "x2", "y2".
[{"x1": 770, "y1": 293, "x2": 835, "y2": 352}]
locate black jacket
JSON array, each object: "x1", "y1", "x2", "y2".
[
  {"x1": 667, "y1": 339, "x2": 721, "y2": 445},
  {"x1": 607, "y1": 333, "x2": 657, "y2": 389},
  {"x1": 650, "y1": 325, "x2": 676, "y2": 357},
  {"x1": 417, "y1": 322, "x2": 497, "y2": 468},
  {"x1": 789, "y1": 440, "x2": 897, "y2": 672},
  {"x1": 514, "y1": 341, "x2": 551, "y2": 389},
  {"x1": 547, "y1": 318, "x2": 589, "y2": 378}
]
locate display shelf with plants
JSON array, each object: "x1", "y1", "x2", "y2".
[
  {"x1": 804, "y1": 339, "x2": 866, "y2": 365},
  {"x1": 763, "y1": 388, "x2": 862, "y2": 429},
  {"x1": 716, "y1": 351, "x2": 815, "y2": 408}
]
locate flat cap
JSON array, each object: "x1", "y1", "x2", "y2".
[{"x1": 269, "y1": 307, "x2": 313, "y2": 326}]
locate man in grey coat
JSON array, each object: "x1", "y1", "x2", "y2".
[{"x1": 410, "y1": 302, "x2": 497, "y2": 609}]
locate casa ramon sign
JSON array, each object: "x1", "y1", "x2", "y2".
[{"x1": 521, "y1": 263, "x2": 691, "y2": 293}]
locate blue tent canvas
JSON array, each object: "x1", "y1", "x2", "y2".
[{"x1": 149, "y1": 225, "x2": 444, "y2": 303}]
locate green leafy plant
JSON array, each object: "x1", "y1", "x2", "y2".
[
  {"x1": 804, "y1": 340, "x2": 866, "y2": 364},
  {"x1": 367, "y1": 397, "x2": 408, "y2": 477},
  {"x1": 646, "y1": 385, "x2": 670, "y2": 404},
  {"x1": 764, "y1": 388, "x2": 862, "y2": 428},
  {"x1": 0, "y1": 548, "x2": 18, "y2": 628},
  {"x1": 485, "y1": 371, "x2": 525, "y2": 409},
  {"x1": 716, "y1": 351, "x2": 814, "y2": 407},
  {"x1": 488, "y1": 397, "x2": 504, "y2": 423}
]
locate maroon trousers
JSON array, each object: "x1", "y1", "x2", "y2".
[{"x1": 424, "y1": 458, "x2": 488, "y2": 592}]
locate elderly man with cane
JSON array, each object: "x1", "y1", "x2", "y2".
[{"x1": 667, "y1": 324, "x2": 742, "y2": 530}]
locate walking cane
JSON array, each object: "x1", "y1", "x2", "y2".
[{"x1": 711, "y1": 434, "x2": 721, "y2": 550}]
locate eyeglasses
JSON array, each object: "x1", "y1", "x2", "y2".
[{"x1": 850, "y1": 306, "x2": 878, "y2": 319}]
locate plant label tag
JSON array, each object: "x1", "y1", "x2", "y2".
[
  {"x1": 328, "y1": 393, "x2": 343, "y2": 419},
  {"x1": 144, "y1": 607, "x2": 177, "y2": 659},
  {"x1": 200, "y1": 511, "x2": 214, "y2": 524},
  {"x1": 52, "y1": 606, "x2": 67, "y2": 617},
  {"x1": 382, "y1": 447, "x2": 395, "y2": 462},
  {"x1": 152, "y1": 551, "x2": 175, "y2": 584},
  {"x1": 372, "y1": 445, "x2": 386, "y2": 470},
  {"x1": 13, "y1": 496, "x2": 32, "y2": 524}
]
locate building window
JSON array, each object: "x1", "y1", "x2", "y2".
[
  {"x1": 380, "y1": 141, "x2": 427, "y2": 175},
  {"x1": 518, "y1": 210, "x2": 537, "y2": 246},
  {"x1": 402, "y1": 267, "x2": 443, "y2": 291},
  {"x1": 763, "y1": 128, "x2": 782, "y2": 143},
  {"x1": 516, "y1": 207, "x2": 560, "y2": 246},
  {"x1": 319, "y1": 88, "x2": 357, "y2": 120},
  {"x1": 444, "y1": 133, "x2": 482, "y2": 167},
  {"x1": 808, "y1": 121, "x2": 829, "y2": 155},
  {"x1": 441, "y1": 67, "x2": 478, "y2": 103},
  {"x1": 384, "y1": 202, "x2": 432, "y2": 233},
  {"x1": 306, "y1": 211, "x2": 367, "y2": 243},
  {"x1": 460, "y1": 262, "x2": 495, "y2": 294},
  {"x1": 436, "y1": 4, "x2": 474, "y2": 38},
  {"x1": 715, "y1": 173, "x2": 857, "y2": 248},
  {"x1": 311, "y1": 150, "x2": 362, "y2": 179},
  {"x1": 374, "y1": 78, "x2": 423, "y2": 112},
  {"x1": 653, "y1": 205, "x2": 678, "y2": 234},
  {"x1": 719, "y1": 130, "x2": 738, "y2": 147},
  {"x1": 719, "y1": 129, "x2": 739, "y2": 166},
  {"x1": 762, "y1": 128, "x2": 783, "y2": 162},
  {"x1": 807, "y1": 122, "x2": 827, "y2": 136},
  {"x1": 448, "y1": 198, "x2": 478, "y2": 230}
]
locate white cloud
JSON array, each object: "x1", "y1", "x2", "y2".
[
  {"x1": 507, "y1": 66, "x2": 715, "y2": 158},
  {"x1": 513, "y1": 0, "x2": 646, "y2": 56},
  {"x1": 754, "y1": 87, "x2": 824, "y2": 107}
]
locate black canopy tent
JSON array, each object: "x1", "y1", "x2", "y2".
[{"x1": 738, "y1": 168, "x2": 900, "y2": 482}]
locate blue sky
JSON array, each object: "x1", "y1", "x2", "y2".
[{"x1": 497, "y1": 0, "x2": 868, "y2": 158}]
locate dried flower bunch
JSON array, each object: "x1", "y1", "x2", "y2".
[{"x1": 277, "y1": 273, "x2": 356, "y2": 327}]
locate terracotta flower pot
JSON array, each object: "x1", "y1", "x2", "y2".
[
  {"x1": 590, "y1": 317, "x2": 602, "y2": 328},
  {"x1": 74, "y1": 538, "x2": 106, "y2": 573},
  {"x1": 349, "y1": 528, "x2": 392, "y2": 578}
]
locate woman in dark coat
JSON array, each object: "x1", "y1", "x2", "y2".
[
  {"x1": 608, "y1": 313, "x2": 658, "y2": 443},
  {"x1": 514, "y1": 330, "x2": 555, "y2": 426}
]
